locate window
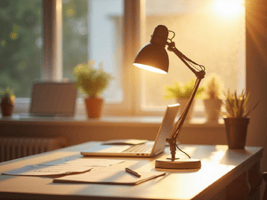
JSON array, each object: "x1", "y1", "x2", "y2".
[
  {"x1": 62, "y1": 0, "x2": 124, "y2": 103},
  {"x1": 139, "y1": 0, "x2": 245, "y2": 114},
  {"x1": 3, "y1": 0, "x2": 245, "y2": 118},
  {"x1": 0, "y1": 0, "x2": 43, "y2": 98},
  {"x1": 61, "y1": 0, "x2": 245, "y2": 116}
]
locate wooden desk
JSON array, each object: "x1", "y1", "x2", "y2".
[{"x1": 0, "y1": 142, "x2": 263, "y2": 200}]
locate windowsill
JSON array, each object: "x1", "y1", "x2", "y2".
[
  {"x1": 0, "y1": 114, "x2": 224, "y2": 128},
  {"x1": 13, "y1": 99, "x2": 218, "y2": 118},
  {"x1": 0, "y1": 114, "x2": 226, "y2": 146}
]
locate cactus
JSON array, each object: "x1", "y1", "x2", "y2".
[{"x1": 203, "y1": 74, "x2": 223, "y2": 99}]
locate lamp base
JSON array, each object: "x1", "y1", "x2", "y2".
[{"x1": 155, "y1": 158, "x2": 201, "y2": 169}]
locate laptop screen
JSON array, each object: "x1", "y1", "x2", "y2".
[{"x1": 30, "y1": 82, "x2": 77, "y2": 116}]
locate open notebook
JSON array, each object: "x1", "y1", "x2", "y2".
[
  {"x1": 53, "y1": 168, "x2": 166, "y2": 185},
  {"x1": 81, "y1": 104, "x2": 179, "y2": 158}
]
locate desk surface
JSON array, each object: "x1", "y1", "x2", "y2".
[{"x1": 0, "y1": 142, "x2": 263, "y2": 200}]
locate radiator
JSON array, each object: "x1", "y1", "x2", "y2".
[{"x1": 0, "y1": 137, "x2": 68, "y2": 162}]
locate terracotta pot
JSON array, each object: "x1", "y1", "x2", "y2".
[
  {"x1": 204, "y1": 99, "x2": 222, "y2": 123},
  {"x1": 84, "y1": 97, "x2": 104, "y2": 118},
  {"x1": 1, "y1": 103, "x2": 14, "y2": 117},
  {"x1": 176, "y1": 98, "x2": 194, "y2": 121},
  {"x1": 223, "y1": 117, "x2": 250, "y2": 149}
]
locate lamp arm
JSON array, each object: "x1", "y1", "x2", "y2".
[
  {"x1": 170, "y1": 78, "x2": 202, "y2": 140},
  {"x1": 167, "y1": 42, "x2": 205, "y2": 78},
  {"x1": 166, "y1": 42, "x2": 205, "y2": 161},
  {"x1": 166, "y1": 78, "x2": 203, "y2": 161}
]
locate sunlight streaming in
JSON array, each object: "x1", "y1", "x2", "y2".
[{"x1": 213, "y1": 0, "x2": 244, "y2": 18}]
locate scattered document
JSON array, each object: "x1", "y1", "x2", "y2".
[
  {"x1": 2, "y1": 164, "x2": 93, "y2": 177},
  {"x1": 42, "y1": 158, "x2": 125, "y2": 167},
  {"x1": 2, "y1": 158, "x2": 125, "y2": 177},
  {"x1": 102, "y1": 139, "x2": 148, "y2": 145},
  {"x1": 54, "y1": 168, "x2": 167, "y2": 185}
]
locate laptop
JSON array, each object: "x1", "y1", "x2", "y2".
[
  {"x1": 81, "y1": 103, "x2": 179, "y2": 158},
  {"x1": 29, "y1": 81, "x2": 77, "y2": 117}
]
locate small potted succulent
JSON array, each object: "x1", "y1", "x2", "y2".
[
  {"x1": 0, "y1": 88, "x2": 16, "y2": 117},
  {"x1": 164, "y1": 78, "x2": 204, "y2": 120},
  {"x1": 202, "y1": 74, "x2": 223, "y2": 123},
  {"x1": 74, "y1": 60, "x2": 112, "y2": 118},
  {"x1": 221, "y1": 90, "x2": 258, "y2": 149}
]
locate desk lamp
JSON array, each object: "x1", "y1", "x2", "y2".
[{"x1": 133, "y1": 25, "x2": 206, "y2": 169}]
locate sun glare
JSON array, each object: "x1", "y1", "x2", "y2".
[{"x1": 213, "y1": 0, "x2": 244, "y2": 18}]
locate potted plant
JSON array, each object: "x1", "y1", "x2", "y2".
[
  {"x1": 164, "y1": 78, "x2": 204, "y2": 120},
  {"x1": 202, "y1": 74, "x2": 223, "y2": 123},
  {"x1": 0, "y1": 88, "x2": 16, "y2": 117},
  {"x1": 221, "y1": 90, "x2": 258, "y2": 149},
  {"x1": 74, "y1": 60, "x2": 112, "y2": 118}
]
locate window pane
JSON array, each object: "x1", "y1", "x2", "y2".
[
  {"x1": 62, "y1": 0, "x2": 124, "y2": 103},
  {"x1": 142, "y1": 0, "x2": 245, "y2": 110},
  {"x1": 0, "y1": 0, "x2": 43, "y2": 97}
]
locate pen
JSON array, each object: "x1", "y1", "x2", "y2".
[{"x1": 125, "y1": 168, "x2": 141, "y2": 178}]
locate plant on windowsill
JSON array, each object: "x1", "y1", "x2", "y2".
[
  {"x1": 74, "y1": 60, "x2": 112, "y2": 118},
  {"x1": 202, "y1": 74, "x2": 223, "y2": 123},
  {"x1": 221, "y1": 90, "x2": 259, "y2": 149},
  {"x1": 0, "y1": 88, "x2": 16, "y2": 117},
  {"x1": 164, "y1": 78, "x2": 204, "y2": 121}
]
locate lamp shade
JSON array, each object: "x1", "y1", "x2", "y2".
[
  {"x1": 133, "y1": 43, "x2": 169, "y2": 74},
  {"x1": 133, "y1": 25, "x2": 169, "y2": 74}
]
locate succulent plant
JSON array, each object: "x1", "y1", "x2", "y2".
[
  {"x1": 221, "y1": 90, "x2": 258, "y2": 118},
  {"x1": 203, "y1": 74, "x2": 223, "y2": 99},
  {"x1": 74, "y1": 60, "x2": 112, "y2": 98},
  {"x1": 0, "y1": 88, "x2": 15, "y2": 105},
  {"x1": 164, "y1": 78, "x2": 204, "y2": 99}
]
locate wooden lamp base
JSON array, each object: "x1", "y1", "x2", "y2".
[{"x1": 155, "y1": 158, "x2": 201, "y2": 169}]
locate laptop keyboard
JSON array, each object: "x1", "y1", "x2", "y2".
[{"x1": 123, "y1": 144, "x2": 153, "y2": 153}]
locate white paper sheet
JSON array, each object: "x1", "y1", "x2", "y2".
[
  {"x1": 2, "y1": 159, "x2": 125, "y2": 177},
  {"x1": 42, "y1": 158, "x2": 125, "y2": 167},
  {"x1": 2, "y1": 164, "x2": 93, "y2": 176},
  {"x1": 54, "y1": 168, "x2": 167, "y2": 185}
]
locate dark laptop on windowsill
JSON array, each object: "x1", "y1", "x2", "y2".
[{"x1": 18, "y1": 81, "x2": 77, "y2": 119}]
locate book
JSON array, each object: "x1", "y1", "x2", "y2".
[{"x1": 53, "y1": 168, "x2": 166, "y2": 185}]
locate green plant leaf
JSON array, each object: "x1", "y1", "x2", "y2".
[
  {"x1": 74, "y1": 61, "x2": 112, "y2": 98},
  {"x1": 164, "y1": 78, "x2": 204, "y2": 99},
  {"x1": 221, "y1": 89, "x2": 258, "y2": 118}
]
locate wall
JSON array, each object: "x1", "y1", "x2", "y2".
[
  {"x1": 246, "y1": 0, "x2": 267, "y2": 172},
  {"x1": 246, "y1": 0, "x2": 267, "y2": 198}
]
